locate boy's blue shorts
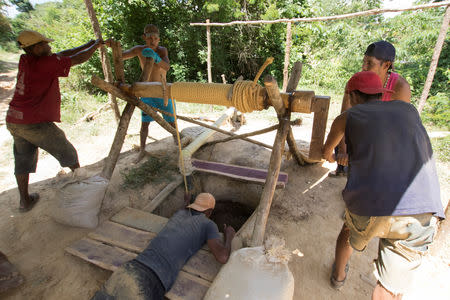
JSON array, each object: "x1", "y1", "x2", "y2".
[{"x1": 140, "y1": 97, "x2": 175, "y2": 123}]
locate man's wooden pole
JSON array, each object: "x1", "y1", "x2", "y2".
[
  {"x1": 250, "y1": 75, "x2": 290, "y2": 246},
  {"x1": 417, "y1": 5, "x2": 450, "y2": 114},
  {"x1": 83, "y1": 0, "x2": 120, "y2": 123}
]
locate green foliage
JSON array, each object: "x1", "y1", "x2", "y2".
[
  {"x1": 421, "y1": 93, "x2": 450, "y2": 130},
  {"x1": 431, "y1": 135, "x2": 450, "y2": 163},
  {"x1": 4, "y1": 0, "x2": 448, "y2": 128},
  {"x1": 121, "y1": 156, "x2": 178, "y2": 190},
  {"x1": 9, "y1": 0, "x2": 33, "y2": 13}
]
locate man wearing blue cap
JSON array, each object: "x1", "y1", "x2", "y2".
[
  {"x1": 323, "y1": 71, "x2": 443, "y2": 299},
  {"x1": 331, "y1": 41, "x2": 411, "y2": 176}
]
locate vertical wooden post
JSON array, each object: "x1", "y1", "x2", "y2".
[
  {"x1": 111, "y1": 40, "x2": 125, "y2": 83},
  {"x1": 308, "y1": 96, "x2": 330, "y2": 161},
  {"x1": 100, "y1": 61, "x2": 154, "y2": 180},
  {"x1": 285, "y1": 61, "x2": 305, "y2": 165},
  {"x1": 282, "y1": 21, "x2": 293, "y2": 91},
  {"x1": 417, "y1": 5, "x2": 450, "y2": 114},
  {"x1": 250, "y1": 76, "x2": 290, "y2": 247},
  {"x1": 206, "y1": 19, "x2": 212, "y2": 83},
  {"x1": 83, "y1": 0, "x2": 121, "y2": 123}
]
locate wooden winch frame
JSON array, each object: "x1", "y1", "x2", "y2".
[{"x1": 93, "y1": 40, "x2": 330, "y2": 246}]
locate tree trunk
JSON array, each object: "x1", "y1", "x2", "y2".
[
  {"x1": 206, "y1": 19, "x2": 212, "y2": 83},
  {"x1": 83, "y1": 0, "x2": 120, "y2": 122},
  {"x1": 417, "y1": 5, "x2": 450, "y2": 114},
  {"x1": 282, "y1": 22, "x2": 293, "y2": 91}
]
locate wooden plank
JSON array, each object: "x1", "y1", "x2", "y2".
[
  {"x1": 65, "y1": 238, "x2": 136, "y2": 271},
  {"x1": 88, "y1": 221, "x2": 222, "y2": 282},
  {"x1": 111, "y1": 207, "x2": 168, "y2": 233},
  {"x1": 184, "y1": 249, "x2": 221, "y2": 282},
  {"x1": 88, "y1": 221, "x2": 155, "y2": 253},
  {"x1": 143, "y1": 176, "x2": 184, "y2": 212},
  {"x1": 191, "y1": 159, "x2": 288, "y2": 188},
  {"x1": 309, "y1": 96, "x2": 330, "y2": 161},
  {"x1": 67, "y1": 236, "x2": 220, "y2": 283},
  {"x1": 110, "y1": 207, "x2": 223, "y2": 251},
  {"x1": 166, "y1": 270, "x2": 211, "y2": 300},
  {"x1": 66, "y1": 239, "x2": 210, "y2": 300}
]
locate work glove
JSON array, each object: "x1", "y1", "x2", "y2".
[{"x1": 142, "y1": 48, "x2": 161, "y2": 63}]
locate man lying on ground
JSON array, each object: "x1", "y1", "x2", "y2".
[
  {"x1": 323, "y1": 71, "x2": 444, "y2": 299},
  {"x1": 6, "y1": 30, "x2": 103, "y2": 212},
  {"x1": 91, "y1": 193, "x2": 235, "y2": 300}
]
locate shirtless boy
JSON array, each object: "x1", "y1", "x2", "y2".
[{"x1": 120, "y1": 24, "x2": 175, "y2": 163}]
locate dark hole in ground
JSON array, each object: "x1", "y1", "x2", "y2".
[{"x1": 210, "y1": 200, "x2": 254, "y2": 232}]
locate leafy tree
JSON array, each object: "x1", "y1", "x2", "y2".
[{"x1": 10, "y1": 0, "x2": 33, "y2": 13}]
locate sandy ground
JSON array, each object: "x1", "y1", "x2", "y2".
[{"x1": 0, "y1": 61, "x2": 449, "y2": 300}]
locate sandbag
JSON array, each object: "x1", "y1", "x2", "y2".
[
  {"x1": 52, "y1": 175, "x2": 108, "y2": 228},
  {"x1": 204, "y1": 245, "x2": 294, "y2": 300}
]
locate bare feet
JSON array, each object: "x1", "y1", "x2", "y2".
[
  {"x1": 19, "y1": 193, "x2": 40, "y2": 213},
  {"x1": 134, "y1": 151, "x2": 147, "y2": 164},
  {"x1": 0, "y1": 252, "x2": 24, "y2": 294}
]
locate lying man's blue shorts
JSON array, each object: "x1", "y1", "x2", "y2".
[{"x1": 141, "y1": 97, "x2": 175, "y2": 123}]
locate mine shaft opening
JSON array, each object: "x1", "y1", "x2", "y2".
[
  {"x1": 152, "y1": 173, "x2": 261, "y2": 233},
  {"x1": 210, "y1": 200, "x2": 254, "y2": 233}
]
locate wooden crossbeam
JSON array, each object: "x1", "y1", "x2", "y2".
[{"x1": 191, "y1": 159, "x2": 288, "y2": 188}]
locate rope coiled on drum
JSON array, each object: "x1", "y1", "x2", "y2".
[{"x1": 231, "y1": 80, "x2": 266, "y2": 113}]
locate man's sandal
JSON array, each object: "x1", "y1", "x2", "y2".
[
  {"x1": 19, "y1": 193, "x2": 40, "y2": 213},
  {"x1": 330, "y1": 262, "x2": 349, "y2": 290}
]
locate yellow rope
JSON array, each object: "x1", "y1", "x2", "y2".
[
  {"x1": 231, "y1": 81, "x2": 266, "y2": 113},
  {"x1": 170, "y1": 99, "x2": 188, "y2": 192},
  {"x1": 253, "y1": 57, "x2": 274, "y2": 87}
]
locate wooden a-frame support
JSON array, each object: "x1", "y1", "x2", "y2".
[
  {"x1": 250, "y1": 63, "x2": 329, "y2": 246},
  {"x1": 94, "y1": 41, "x2": 329, "y2": 246},
  {"x1": 98, "y1": 46, "x2": 178, "y2": 180}
]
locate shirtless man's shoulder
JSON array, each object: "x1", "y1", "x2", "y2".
[{"x1": 392, "y1": 73, "x2": 411, "y2": 103}]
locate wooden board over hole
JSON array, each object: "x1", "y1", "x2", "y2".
[
  {"x1": 191, "y1": 159, "x2": 288, "y2": 188},
  {"x1": 65, "y1": 238, "x2": 136, "y2": 271},
  {"x1": 111, "y1": 207, "x2": 223, "y2": 250},
  {"x1": 88, "y1": 221, "x2": 155, "y2": 253},
  {"x1": 66, "y1": 238, "x2": 211, "y2": 300},
  {"x1": 111, "y1": 207, "x2": 168, "y2": 232},
  {"x1": 166, "y1": 271, "x2": 211, "y2": 300}
]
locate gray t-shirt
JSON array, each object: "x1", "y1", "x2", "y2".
[{"x1": 135, "y1": 209, "x2": 221, "y2": 291}]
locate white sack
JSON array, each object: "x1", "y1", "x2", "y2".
[
  {"x1": 52, "y1": 175, "x2": 108, "y2": 228},
  {"x1": 204, "y1": 246, "x2": 294, "y2": 300}
]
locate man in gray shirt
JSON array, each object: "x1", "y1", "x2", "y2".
[{"x1": 91, "y1": 193, "x2": 235, "y2": 300}]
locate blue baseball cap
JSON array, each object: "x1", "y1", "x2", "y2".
[{"x1": 364, "y1": 41, "x2": 396, "y2": 62}]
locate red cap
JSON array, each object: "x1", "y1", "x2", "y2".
[{"x1": 346, "y1": 71, "x2": 393, "y2": 95}]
